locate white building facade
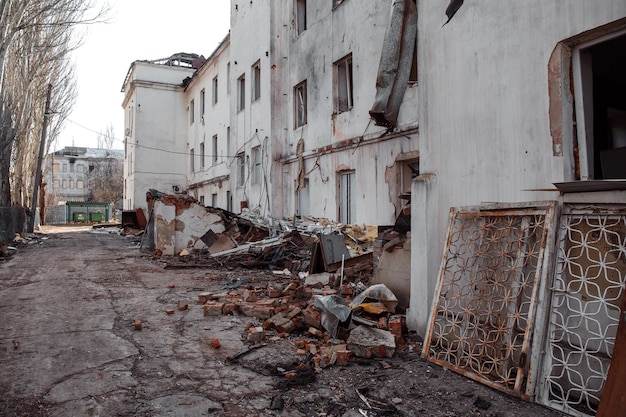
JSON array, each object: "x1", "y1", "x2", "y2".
[{"x1": 121, "y1": 56, "x2": 199, "y2": 210}]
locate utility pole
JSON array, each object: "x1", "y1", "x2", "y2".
[{"x1": 29, "y1": 84, "x2": 52, "y2": 232}]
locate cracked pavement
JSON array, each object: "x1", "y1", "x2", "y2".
[{"x1": 0, "y1": 226, "x2": 565, "y2": 417}]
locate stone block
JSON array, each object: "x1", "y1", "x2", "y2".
[{"x1": 347, "y1": 325, "x2": 396, "y2": 359}]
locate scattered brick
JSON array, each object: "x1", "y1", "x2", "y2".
[
  {"x1": 165, "y1": 309, "x2": 175, "y2": 315},
  {"x1": 302, "y1": 305, "x2": 322, "y2": 329},
  {"x1": 211, "y1": 338, "x2": 221, "y2": 349},
  {"x1": 178, "y1": 300, "x2": 189, "y2": 311},
  {"x1": 247, "y1": 326, "x2": 265, "y2": 343},
  {"x1": 133, "y1": 319, "x2": 142, "y2": 330},
  {"x1": 203, "y1": 302, "x2": 225, "y2": 316}
]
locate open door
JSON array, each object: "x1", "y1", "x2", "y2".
[{"x1": 596, "y1": 293, "x2": 626, "y2": 417}]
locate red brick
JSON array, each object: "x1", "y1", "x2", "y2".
[
  {"x1": 242, "y1": 289, "x2": 257, "y2": 302},
  {"x1": 203, "y1": 302, "x2": 225, "y2": 316},
  {"x1": 222, "y1": 303, "x2": 236, "y2": 315},
  {"x1": 198, "y1": 292, "x2": 213, "y2": 304},
  {"x1": 302, "y1": 305, "x2": 322, "y2": 329},
  {"x1": 267, "y1": 287, "x2": 283, "y2": 298},
  {"x1": 286, "y1": 306, "x2": 302, "y2": 320},
  {"x1": 247, "y1": 326, "x2": 265, "y2": 343}
]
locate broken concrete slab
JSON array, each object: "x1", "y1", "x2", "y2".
[{"x1": 347, "y1": 325, "x2": 396, "y2": 359}]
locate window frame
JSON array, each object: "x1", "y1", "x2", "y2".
[
  {"x1": 252, "y1": 61, "x2": 261, "y2": 102},
  {"x1": 200, "y1": 89, "x2": 206, "y2": 116},
  {"x1": 190, "y1": 148, "x2": 195, "y2": 172},
  {"x1": 237, "y1": 74, "x2": 246, "y2": 112},
  {"x1": 212, "y1": 76, "x2": 218, "y2": 105},
  {"x1": 237, "y1": 153, "x2": 246, "y2": 186},
  {"x1": 252, "y1": 146, "x2": 262, "y2": 184},
  {"x1": 296, "y1": 0, "x2": 307, "y2": 35},
  {"x1": 190, "y1": 99, "x2": 195, "y2": 124},
  {"x1": 212, "y1": 134, "x2": 218, "y2": 164},
  {"x1": 294, "y1": 80, "x2": 308, "y2": 129},
  {"x1": 200, "y1": 142, "x2": 205, "y2": 168},
  {"x1": 334, "y1": 54, "x2": 354, "y2": 114}
]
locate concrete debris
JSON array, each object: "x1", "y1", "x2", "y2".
[
  {"x1": 347, "y1": 326, "x2": 396, "y2": 359},
  {"x1": 194, "y1": 269, "x2": 406, "y2": 369}
]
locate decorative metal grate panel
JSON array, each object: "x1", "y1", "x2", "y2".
[
  {"x1": 423, "y1": 204, "x2": 557, "y2": 398},
  {"x1": 538, "y1": 205, "x2": 626, "y2": 417}
]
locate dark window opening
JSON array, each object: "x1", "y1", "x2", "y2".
[{"x1": 577, "y1": 33, "x2": 626, "y2": 179}]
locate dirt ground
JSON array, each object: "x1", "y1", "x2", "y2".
[{"x1": 0, "y1": 226, "x2": 566, "y2": 417}]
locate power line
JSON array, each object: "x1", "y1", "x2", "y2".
[{"x1": 65, "y1": 118, "x2": 241, "y2": 159}]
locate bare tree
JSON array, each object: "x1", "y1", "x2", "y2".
[
  {"x1": 97, "y1": 122, "x2": 116, "y2": 149},
  {"x1": 0, "y1": 0, "x2": 108, "y2": 207},
  {"x1": 89, "y1": 154, "x2": 123, "y2": 214}
]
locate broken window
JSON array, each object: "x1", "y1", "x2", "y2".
[
  {"x1": 69, "y1": 180, "x2": 74, "y2": 189},
  {"x1": 227, "y1": 190, "x2": 232, "y2": 212},
  {"x1": 212, "y1": 76, "x2": 218, "y2": 104},
  {"x1": 252, "y1": 146, "x2": 261, "y2": 184},
  {"x1": 252, "y1": 61, "x2": 261, "y2": 101},
  {"x1": 297, "y1": 178, "x2": 310, "y2": 216},
  {"x1": 339, "y1": 171, "x2": 355, "y2": 224},
  {"x1": 238, "y1": 74, "x2": 246, "y2": 111},
  {"x1": 190, "y1": 148, "x2": 195, "y2": 172},
  {"x1": 199, "y1": 195, "x2": 205, "y2": 205},
  {"x1": 190, "y1": 99, "x2": 195, "y2": 124},
  {"x1": 53, "y1": 179, "x2": 60, "y2": 189},
  {"x1": 294, "y1": 80, "x2": 307, "y2": 128},
  {"x1": 77, "y1": 180, "x2": 84, "y2": 189},
  {"x1": 200, "y1": 89, "x2": 206, "y2": 116},
  {"x1": 296, "y1": 0, "x2": 307, "y2": 35},
  {"x1": 211, "y1": 193, "x2": 218, "y2": 208},
  {"x1": 200, "y1": 142, "x2": 205, "y2": 168},
  {"x1": 573, "y1": 32, "x2": 626, "y2": 180},
  {"x1": 399, "y1": 158, "x2": 419, "y2": 195},
  {"x1": 213, "y1": 135, "x2": 218, "y2": 163},
  {"x1": 62, "y1": 179, "x2": 67, "y2": 189},
  {"x1": 63, "y1": 163, "x2": 67, "y2": 172},
  {"x1": 335, "y1": 54, "x2": 353, "y2": 113},
  {"x1": 237, "y1": 153, "x2": 245, "y2": 186}
]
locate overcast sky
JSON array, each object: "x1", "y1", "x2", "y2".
[{"x1": 53, "y1": 0, "x2": 231, "y2": 151}]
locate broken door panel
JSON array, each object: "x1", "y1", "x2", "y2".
[
  {"x1": 423, "y1": 203, "x2": 558, "y2": 398},
  {"x1": 537, "y1": 204, "x2": 626, "y2": 417}
]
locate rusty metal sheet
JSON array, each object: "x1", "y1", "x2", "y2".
[{"x1": 423, "y1": 202, "x2": 558, "y2": 399}]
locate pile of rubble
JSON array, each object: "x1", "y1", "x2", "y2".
[{"x1": 200, "y1": 270, "x2": 407, "y2": 369}]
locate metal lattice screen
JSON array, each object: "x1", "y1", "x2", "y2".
[
  {"x1": 423, "y1": 205, "x2": 557, "y2": 398},
  {"x1": 537, "y1": 206, "x2": 626, "y2": 416}
]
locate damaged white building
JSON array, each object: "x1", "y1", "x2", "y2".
[{"x1": 121, "y1": 1, "x2": 626, "y2": 416}]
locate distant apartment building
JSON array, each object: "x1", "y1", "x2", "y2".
[{"x1": 44, "y1": 146, "x2": 123, "y2": 204}]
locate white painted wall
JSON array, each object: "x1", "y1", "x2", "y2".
[
  {"x1": 230, "y1": 0, "x2": 273, "y2": 216},
  {"x1": 122, "y1": 62, "x2": 195, "y2": 210},
  {"x1": 184, "y1": 37, "x2": 232, "y2": 210},
  {"x1": 273, "y1": 0, "x2": 419, "y2": 225},
  {"x1": 409, "y1": 0, "x2": 626, "y2": 335}
]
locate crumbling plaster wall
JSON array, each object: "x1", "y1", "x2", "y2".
[
  {"x1": 409, "y1": 0, "x2": 626, "y2": 336},
  {"x1": 229, "y1": 0, "x2": 273, "y2": 215},
  {"x1": 277, "y1": 0, "x2": 419, "y2": 224},
  {"x1": 152, "y1": 198, "x2": 226, "y2": 256}
]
